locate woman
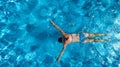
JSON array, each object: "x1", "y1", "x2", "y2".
[{"x1": 50, "y1": 19, "x2": 108, "y2": 62}]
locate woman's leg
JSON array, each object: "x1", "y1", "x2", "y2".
[
  {"x1": 83, "y1": 38, "x2": 109, "y2": 43},
  {"x1": 83, "y1": 33, "x2": 107, "y2": 37}
]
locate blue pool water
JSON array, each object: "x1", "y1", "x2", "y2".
[{"x1": 0, "y1": 0, "x2": 120, "y2": 67}]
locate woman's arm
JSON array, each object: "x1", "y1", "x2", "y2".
[
  {"x1": 50, "y1": 19, "x2": 66, "y2": 36},
  {"x1": 57, "y1": 44, "x2": 67, "y2": 62}
]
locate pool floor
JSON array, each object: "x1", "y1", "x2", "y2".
[{"x1": 0, "y1": 0, "x2": 120, "y2": 67}]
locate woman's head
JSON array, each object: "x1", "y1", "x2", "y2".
[{"x1": 58, "y1": 37, "x2": 63, "y2": 43}]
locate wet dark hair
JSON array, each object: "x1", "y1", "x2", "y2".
[{"x1": 58, "y1": 37, "x2": 62, "y2": 43}]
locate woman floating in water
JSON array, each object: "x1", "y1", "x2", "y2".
[{"x1": 50, "y1": 19, "x2": 109, "y2": 62}]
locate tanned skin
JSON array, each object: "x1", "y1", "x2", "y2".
[
  {"x1": 50, "y1": 20, "x2": 72, "y2": 62},
  {"x1": 49, "y1": 19, "x2": 109, "y2": 62}
]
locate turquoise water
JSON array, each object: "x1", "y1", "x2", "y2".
[{"x1": 0, "y1": 0, "x2": 120, "y2": 67}]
